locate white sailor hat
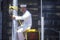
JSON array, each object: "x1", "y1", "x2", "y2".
[{"x1": 20, "y1": 4, "x2": 27, "y2": 7}]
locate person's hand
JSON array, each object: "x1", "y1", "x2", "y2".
[
  {"x1": 12, "y1": 15, "x2": 16, "y2": 19},
  {"x1": 17, "y1": 28, "x2": 23, "y2": 32}
]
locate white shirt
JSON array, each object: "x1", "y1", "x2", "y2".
[{"x1": 15, "y1": 10, "x2": 32, "y2": 32}]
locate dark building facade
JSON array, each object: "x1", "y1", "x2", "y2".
[
  {"x1": 0, "y1": 0, "x2": 2, "y2": 40},
  {"x1": 1, "y1": 0, "x2": 60, "y2": 40}
]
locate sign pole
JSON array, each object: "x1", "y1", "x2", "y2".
[
  {"x1": 12, "y1": 0, "x2": 18, "y2": 40},
  {"x1": 41, "y1": 0, "x2": 44, "y2": 40}
]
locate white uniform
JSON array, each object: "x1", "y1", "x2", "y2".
[{"x1": 15, "y1": 10, "x2": 32, "y2": 40}]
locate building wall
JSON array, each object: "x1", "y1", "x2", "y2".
[
  {"x1": 1, "y1": 0, "x2": 60, "y2": 40},
  {"x1": 0, "y1": 0, "x2": 2, "y2": 40}
]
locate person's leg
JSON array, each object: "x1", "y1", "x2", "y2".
[
  {"x1": 17, "y1": 26, "x2": 24, "y2": 40},
  {"x1": 17, "y1": 32, "x2": 25, "y2": 40},
  {"x1": 17, "y1": 25, "x2": 31, "y2": 40}
]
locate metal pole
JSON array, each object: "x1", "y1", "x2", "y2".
[
  {"x1": 12, "y1": 0, "x2": 18, "y2": 40},
  {"x1": 41, "y1": 17, "x2": 44, "y2": 40},
  {"x1": 41, "y1": 0, "x2": 44, "y2": 40}
]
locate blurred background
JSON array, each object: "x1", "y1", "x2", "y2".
[{"x1": 1, "y1": 0, "x2": 60, "y2": 40}]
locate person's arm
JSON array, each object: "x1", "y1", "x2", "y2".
[{"x1": 15, "y1": 13, "x2": 30, "y2": 20}]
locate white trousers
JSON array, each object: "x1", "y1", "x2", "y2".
[
  {"x1": 17, "y1": 25, "x2": 31, "y2": 40},
  {"x1": 17, "y1": 28, "x2": 25, "y2": 40},
  {"x1": 17, "y1": 32, "x2": 25, "y2": 40}
]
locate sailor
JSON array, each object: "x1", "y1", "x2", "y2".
[{"x1": 12, "y1": 4, "x2": 32, "y2": 40}]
